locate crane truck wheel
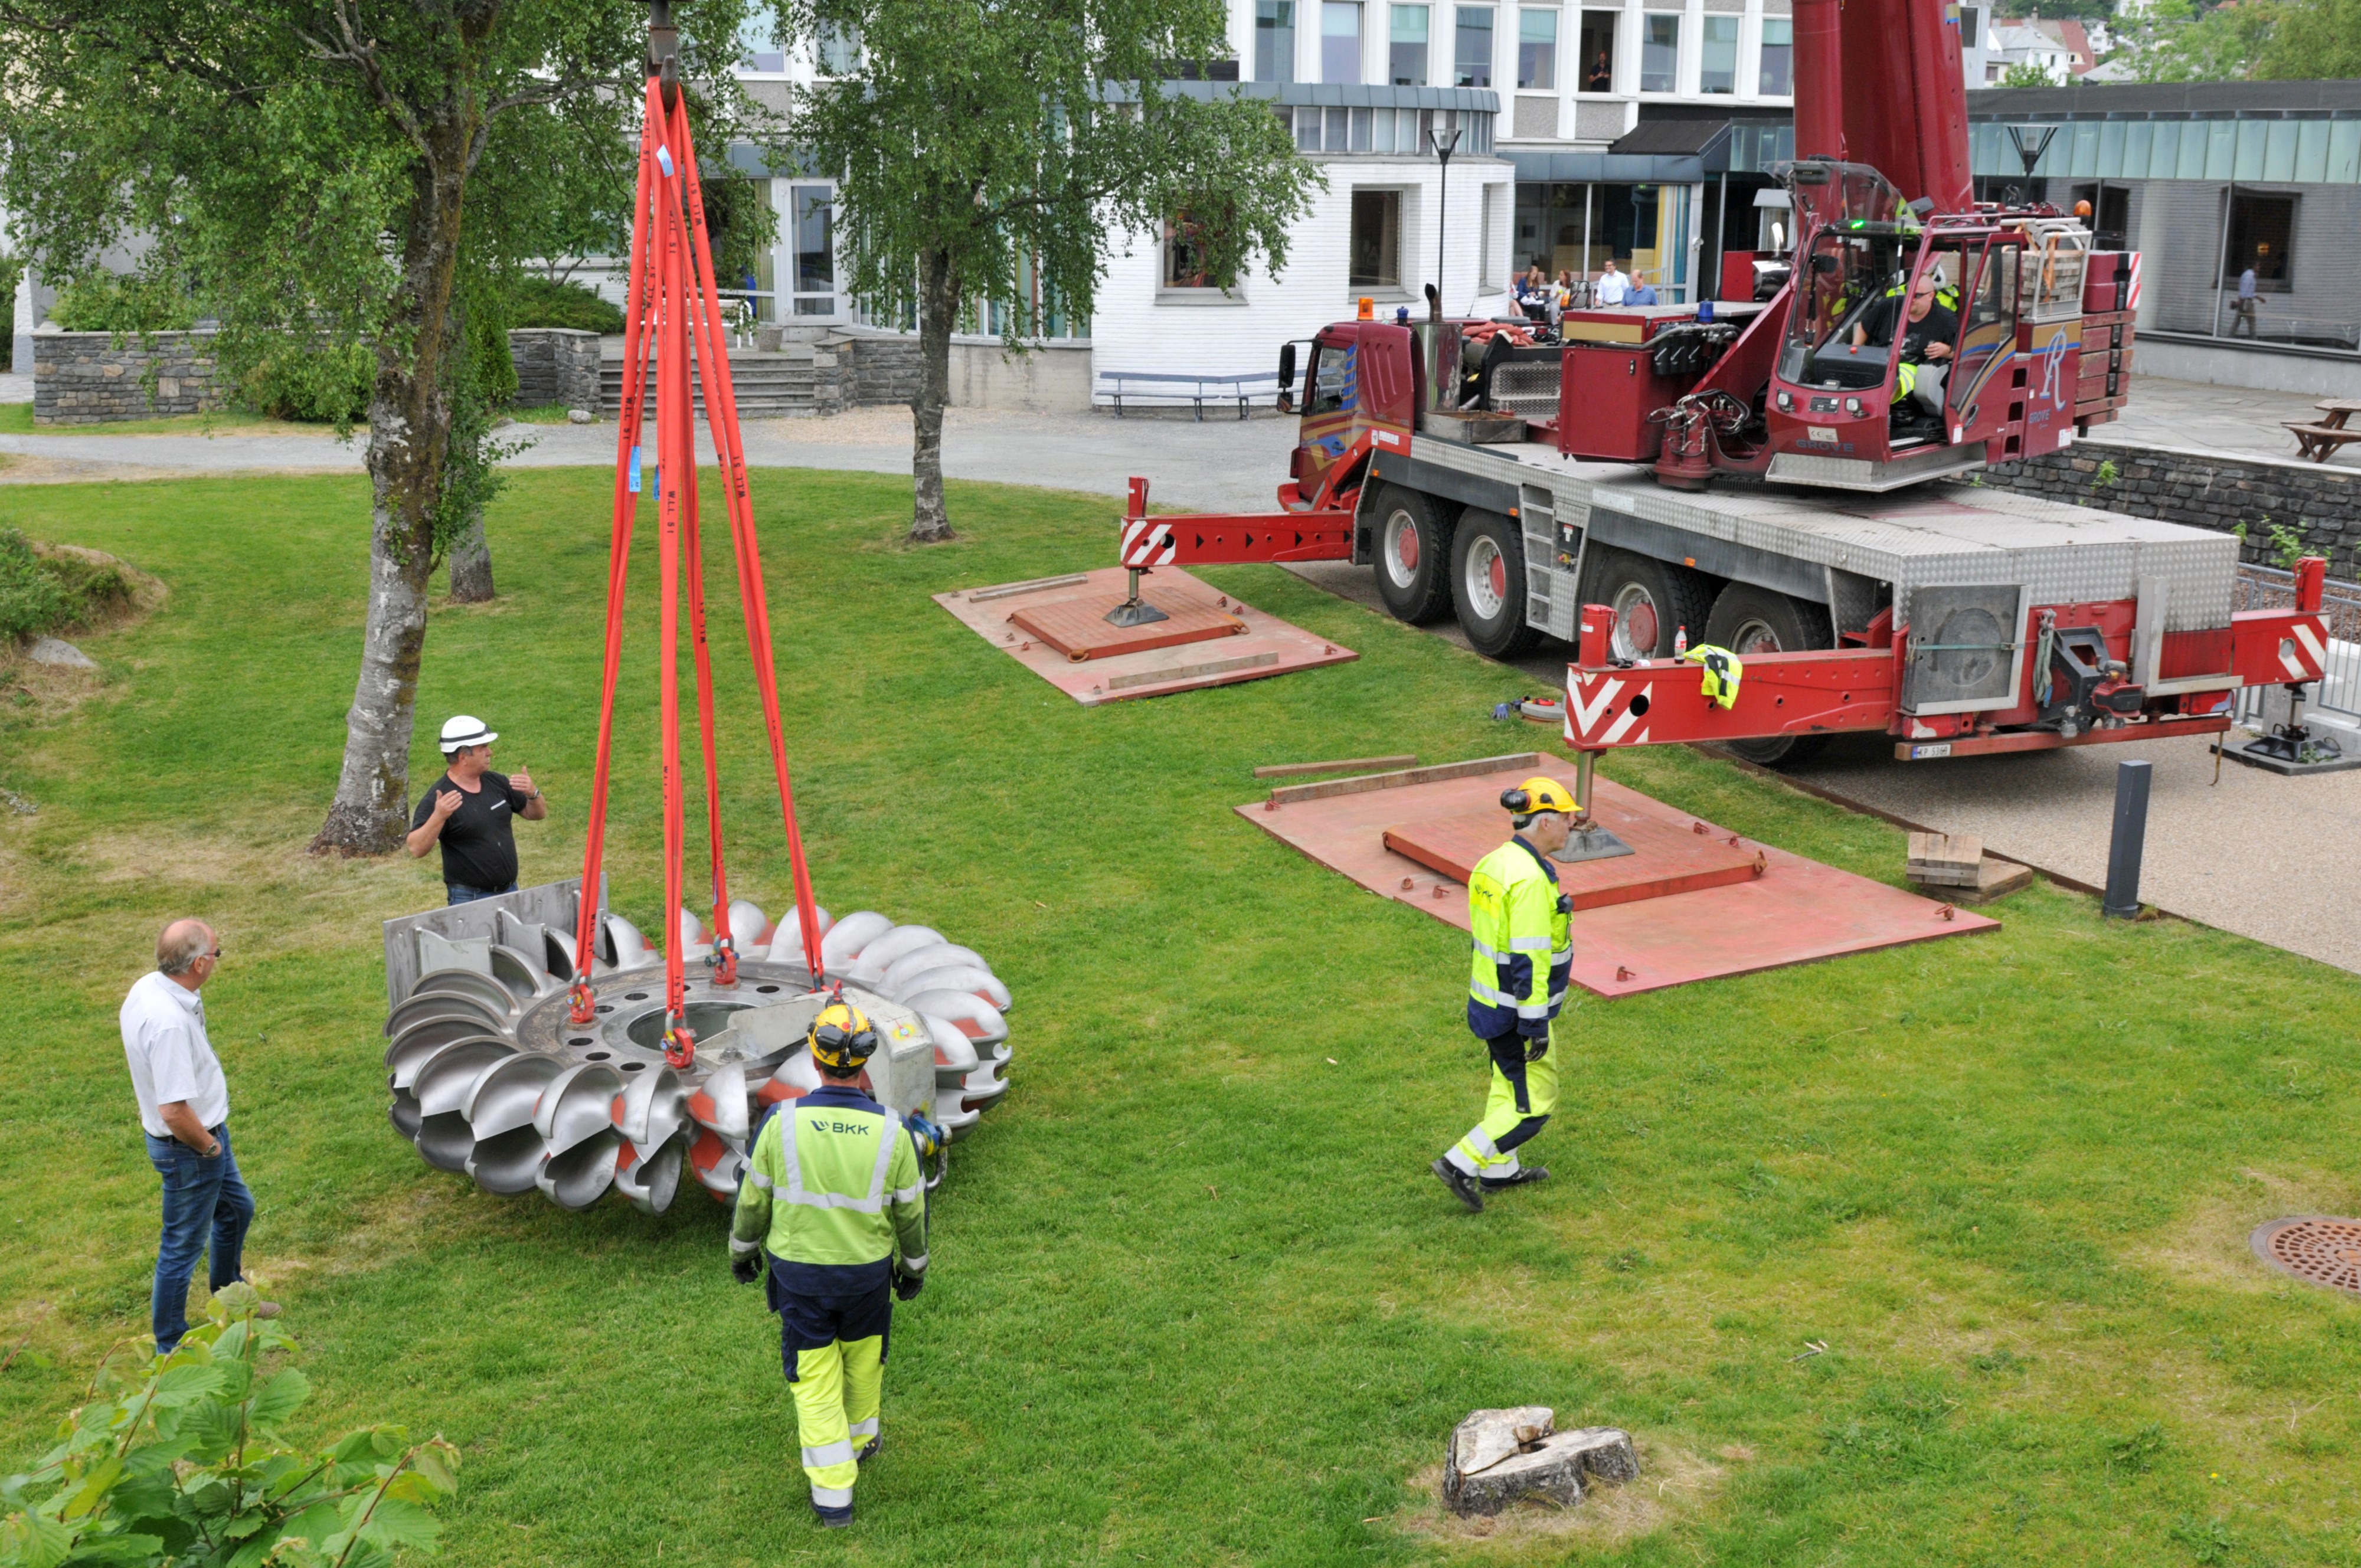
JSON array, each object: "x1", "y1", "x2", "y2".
[
  {"x1": 1578, "y1": 548, "x2": 1715, "y2": 662},
  {"x1": 1369, "y1": 484, "x2": 1455, "y2": 624},
  {"x1": 1451, "y1": 510, "x2": 1542, "y2": 660},
  {"x1": 1702, "y1": 583, "x2": 1834, "y2": 768}
]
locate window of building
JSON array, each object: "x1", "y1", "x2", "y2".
[
  {"x1": 1640, "y1": 14, "x2": 1679, "y2": 91},
  {"x1": 2225, "y1": 191, "x2": 2295, "y2": 292},
  {"x1": 1258, "y1": 1, "x2": 1297, "y2": 82},
  {"x1": 1518, "y1": 9, "x2": 1558, "y2": 88},
  {"x1": 1455, "y1": 6, "x2": 1495, "y2": 87},
  {"x1": 1324, "y1": 2, "x2": 1365, "y2": 82},
  {"x1": 1698, "y1": 15, "x2": 1736, "y2": 93},
  {"x1": 1578, "y1": 11, "x2": 1617, "y2": 91},
  {"x1": 1390, "y1": 5, "x2": 1430, "y2": 84},
  {"x1": 1350, "y1": 189, "x2": 1402, "y2": 289},
  {"x1": 1758, "y1": 17, "x2": 1793, "y2": 93},
  {"x1": 1960, "y1": 6, "x2": 1981, "y2": 47},
  {"x1": 1163, "y1": 213, "x2": 1220, "y2": 289},
  {"x1": 789, "y1": 184, "x2": 835, "y2": 316},
  {"x1": 815, "y1": 22, "x2": 861, "y2": 74}
]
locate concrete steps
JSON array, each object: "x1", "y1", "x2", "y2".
[{"x1": 599, "y1": 350, "x2": 818, "y2": 420}]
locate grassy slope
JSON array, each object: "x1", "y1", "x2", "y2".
[{"x1": 1, "y1": 468, "x2": 2356, "y2": 1567}]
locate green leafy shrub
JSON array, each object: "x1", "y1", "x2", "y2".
[
  {"x1": 0, "y1": 529, "x2": 70, "y2": 640},
  {"x1": 2270, "y1": 521, "x2": 2309, "y2": 570},
  {"x1": 45, "y1": 273, "x2": 198, "y2": 333},
  {"x1": 509, "y1": 275, "x2": 624, "y2": 334},
  {"x1": 240, "y1": 340, "x2": 374, "y2": 425},
  {"x1": 0, "y1": 1285, "x2": 459, "y2": 1567}
]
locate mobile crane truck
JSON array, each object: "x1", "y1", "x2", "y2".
[{"x1": 1111, "y1": 0, "x2": 2327, "y2": 770}]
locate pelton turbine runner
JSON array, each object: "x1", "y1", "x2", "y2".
[{"x1": 380, "y1": 51, "x2": 1012, "y2": 1212}]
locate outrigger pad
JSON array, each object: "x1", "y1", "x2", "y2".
[
  {"x1": 1241, "y1": 753, "x2": 1997, "y2": 996},
  {"x1": 936, "y1": 566, "x2": 1356, "y2": 706}
]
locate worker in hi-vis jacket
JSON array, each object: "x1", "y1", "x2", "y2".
[
  {"x1": 731, "y1": 1002, "x2": 929, "y2": 1528},
  {"x1": 1431, "y1": 777, "x2": 1578, "y2": 1213}
]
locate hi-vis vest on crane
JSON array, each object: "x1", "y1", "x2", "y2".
[{"x1": 1466, "y1": 838, "x2": 1573, "y2": 1038}]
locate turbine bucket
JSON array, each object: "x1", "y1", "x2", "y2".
[{"x1": 382, "y1": 885, "x2": 1019, "y2": 1213}]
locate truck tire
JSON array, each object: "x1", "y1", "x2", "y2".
[
  {"x1": 1702, "y1": 583, "x2": 1834, "y2": 768},
  {"x1": 1451, "y1": 510, "x2": 1542, "y2": 660},
  {"x1": 1577, "y1": 547, "x2": 1713, "y2": 661},
  {"x1": 1370, "y1": 484, "x2": 1454, "y2": 624}
]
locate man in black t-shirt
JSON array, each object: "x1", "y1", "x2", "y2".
[
  {"x1": 1852, "y1": 267, "x2": 1958, "y2": 417},
  {"x1": 404, "y1": 714, "x2": 548, "y2": 904}
]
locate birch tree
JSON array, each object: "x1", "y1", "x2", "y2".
[
  {"x1": 776, "y1": 0, "x2": 1319, "y2": 543},
  {"x1": 0, "y1": 0, "x2": 751, "y2": 853}
]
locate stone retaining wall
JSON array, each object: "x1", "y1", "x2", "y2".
[
  {"x1": 1976, "y1": 440, "x2": 2361, "y2": 576},
  {"x1": 508, "y1": 328, "x2": 601, "y2": 414},
  {"x1": 32, "y1": 330, "x2": 228, "y2": 424}
]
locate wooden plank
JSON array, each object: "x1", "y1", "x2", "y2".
[
  {"x1": 966, "y1": 572, "x2": 1091, "y2": 603},
  {"x1": 1254, "y1": 754, "x2": 1420, "y2": 779},
  {"x1": 1106, "y1": 651, "x2": 1278, "y2": 690},
  {"x1": 1266, "y1": 753, "x2": 1549, "y2": 807}
]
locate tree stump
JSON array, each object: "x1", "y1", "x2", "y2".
[{"x1": 1441, "y1": 1407, "x2": 1640, "y2": 1517}]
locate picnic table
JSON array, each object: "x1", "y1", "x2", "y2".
[{"x1": 2285, "y1": 398, "x2": 2361, "y2": 463}]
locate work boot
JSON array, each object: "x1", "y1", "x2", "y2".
[
  {"x1": 1482, "y1": 1166, "x2": 1549, "y2": 1191},
  {"x1": 856, "y1": 1436, "x2": 880, "y2": 1464},
  {"x1": 1431, "y1": 1158, "x2": 1484, "y2": 1213},
  {"x1": 813, "y1": 1502, "x2": 854, "y2": 1529}
]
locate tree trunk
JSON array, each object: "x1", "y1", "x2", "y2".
[
  {"x1": 447, "y1": 508, "x2": 495, "y2": 601},
  {"x1": 909, "y1": 247, "x2": 960, "y2": 545},
  {"x1": 310, "y1": 150, "x2": 473, "y2": 857}
]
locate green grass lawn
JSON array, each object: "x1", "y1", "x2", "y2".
[{"x1": 2, "y1": 467, "x2": 2357, "y2": 1566}]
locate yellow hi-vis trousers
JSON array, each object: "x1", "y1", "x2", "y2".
[
  {"x1": 1443, "y1": 1026, "x2": 1561, "y2": 1180},
  {"x1": 792, "y1": 1335, "x2": 884, "y2": 1508}
]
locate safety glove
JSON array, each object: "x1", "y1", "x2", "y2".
[
  {"x1": 731, "y1": 1254, "x2": 762, "y2": 1285},
  {"x1": 1525, "y1": 1037, "x2": 1551, "y2": 1063},
  {"x1": 892, "y1": 1269, "x2": 925, "y2": 1302}
]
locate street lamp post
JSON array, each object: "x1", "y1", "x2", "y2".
[{"x1": 1430, "y1": 120, "x2": 1463, "y2": 317}]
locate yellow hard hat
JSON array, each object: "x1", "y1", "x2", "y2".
[
  {"x1": 807, "y1": 1001, "x2": 880, "y2": 1070},
  {"x1": 1499, "y1": 776, "x2": 1577, "y2": 816}
]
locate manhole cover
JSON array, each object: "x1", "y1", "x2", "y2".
[{"x1": 2251, "y1": 1217, "x2": 2361, "y2": 1295}]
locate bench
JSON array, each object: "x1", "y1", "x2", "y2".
[
  {"x1": 1097, "y1": 369, "x2": 1277, "y2": 421},
  {"x1": 2285, "y1": 422, "x2": 2361, "y2": 463}
]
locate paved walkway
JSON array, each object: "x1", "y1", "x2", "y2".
[
  {"x1": 0, "y1": 400, "x2": 1299, "y2": 512},
  {"x1": 2095, "y1": 375, "x2": 2354, "y2": 469}
]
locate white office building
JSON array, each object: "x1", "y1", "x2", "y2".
[{"x1": 720, "y1": 0, "x2": 1803, "y2": 406}]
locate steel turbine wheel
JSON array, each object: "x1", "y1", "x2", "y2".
[{"x1": 382, "y1": 883, "x2": 1019, "y2": 1213}]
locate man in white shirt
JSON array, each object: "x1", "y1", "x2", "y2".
[
  {"x1": 1595, "y1": 258, "x2": 1631, "y2": 307},
  {"x1": 121, "y1": 919, "x2": 273, "y2": 1352}
]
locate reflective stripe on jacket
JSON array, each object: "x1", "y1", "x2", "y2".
[
  {"x1": 730, "y1": 1084, "x2": 928, "y2": 1294},
  {"x1": 1466, "y1": 835, "x2": 1573, "y2": 1039}
]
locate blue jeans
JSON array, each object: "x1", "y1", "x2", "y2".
[
  {"x1": 143, "y1": 1122, "x2": 255, "y2": 1353},
  {"x1": 447, "y1": 880, "x2": 519, "y2": 905}
]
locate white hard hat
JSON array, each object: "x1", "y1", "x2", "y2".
[{"x1": 439, "y1": 715, "x2": 498, "y2": 754}]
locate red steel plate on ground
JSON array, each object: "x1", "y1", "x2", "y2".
[
  {"x1": 935, "y1": 566, "x2": 1355, "y2": 706},
  {"x1": 1007, "y1": 591, "x2": 1245, "y2": 661},
  {"x1": 1241, "y1": 758, "x2": 1996, "y2": 996},
  {"x1": 1382, "y1": 806, "x2": 1763, "y2": 911}
]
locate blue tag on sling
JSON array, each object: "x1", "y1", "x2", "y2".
[{"x1": 628, "y1": 444, "x2": 642, "y2": 493}]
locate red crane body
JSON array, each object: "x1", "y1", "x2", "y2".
[{"x1": 1103, "y1": 0, "x2": 2321, "y2": 772}]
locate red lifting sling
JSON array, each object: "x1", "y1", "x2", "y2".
[{"x1": 566, "y1": 76, "x2": 828, "y2": 1065}]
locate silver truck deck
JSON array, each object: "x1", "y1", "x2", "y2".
[{"x1": 1399, "y1": 435, "x2": 2235, "y2": 644}]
